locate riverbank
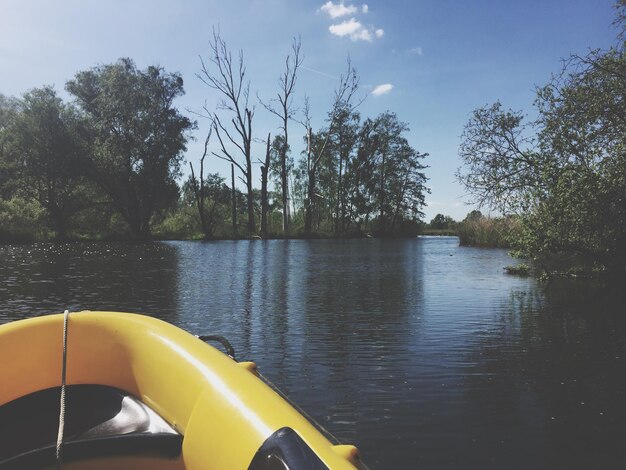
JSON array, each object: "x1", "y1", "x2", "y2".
[{"x1": 0, "y1": 226, "x2": 426, "y2": 244}]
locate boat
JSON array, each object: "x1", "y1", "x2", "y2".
[{"x1": 0, "y1": 311, "x2": 364, "y2": 469}]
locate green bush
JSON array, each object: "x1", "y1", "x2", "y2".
[
  {"x1": 152, "y1": 205, "x2": 201, "y2": 240},
  {"x1": 0, "y1": 197, "x2": 46, "y2": 243},
  {"x1": 504, "y1": 263, "x2": 531, "y2": 276}
]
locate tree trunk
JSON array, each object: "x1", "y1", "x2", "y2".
[
  {"x1": 304, "y1": 127, "x2": 314, "y2": 235},
  {"x1": 391, "y1": 169, "x2": 412, "y2": 232},
  {"x1": 127, "y1": 217, "x2": 151, "y2": 241},
  {"x1": 281, "y1": 122, "x2": 290, "y2": 234},
  {"x1": 246, "y1": 175, "x2": 255, "y2": 234},
  {"x1": 260, "y1": 133, "x2": 271, "y2": 237},
  {"x1": 244, "y1": 109, "x2": 256, "y2": 234},
  {"x1": 123, "y1": 194, "x2": 151, "y2": 241},
  {"x1": 305, "y1": 171, "x2": 316, "y2": 235},
  {"x1": 52, "y1": 207, "x2": 68, "y2": 241},
  {"x1": 190, "y1": 131, "x2": 212, "y2": 239},
  {"x1": 231, "y1": 164, "x2": 237, "y2": 235},
  {"x1": 379, "y1": 151, "x2": 386, "y2": 232},
  {"x1": 189, "y1": 162, "x2": 207, "y2": 237},
  {"x1": 335, "y1": 137, "x2": 344, "y2": 235}
]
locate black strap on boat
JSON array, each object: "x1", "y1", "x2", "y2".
[{"x1": 197, "y1": 335, "x2": 236, "y2": 360}]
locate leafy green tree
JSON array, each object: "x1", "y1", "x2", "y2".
[
  {"x1": 0, "y1": 197, "x2": 45, "y2": 243},
  {"x1": 327, "y1": 103, "x2": 360, "y2": 233},
  {"x1": 430, "y1": 214, "x2": 455, "y2": 230},
  {"x1": 66, "y1": 58, "x2": 193, "y2": 240},
  {"x1": 5, "y1": 87, "x2": 93, "y2": 239},
  {"x1": 183, "y1": 172, "x2": 230, "y2": 239},
  {"x1": 456, "y1": 102, "x2": 543, "y2": 214},
  {"x1": 188, "y1": 129, "x2": 232, "y2": 240},
  {"x1": 348, "y1": 112, "x2": 428, "y2": 235},
  {"x1": 300, "y1": 59, "x2": 360, "y2": 235},
  {"x1": 0, "y1": 94, "x2": 13, "y2": 126},
  {"x1": 464, "y1": 210, "x2": 483, "y2": 222},
  {"x1": 531, "y1": 46, "x2": 626, "y2": 271},
  {"x1": 268, "y1": 134, "x2": 293, "y2": 229},
  {"x1": 0, "y1": 94, "x2": 20, "y2": 199},
  {"x1": 457, "y1": 7, "x2": 626, "y2": 274},
  {"x1": 381, "y1": 132, "x2": 429, "y2": 233},
  {"x1": 302, "y1": 128, "x2": 333, "y2": 232}
]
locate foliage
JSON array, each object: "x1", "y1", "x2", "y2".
[
  {"x1": 66, "y1": 58, "x2": 193, "y2": 240},
  {"x1": 181, "y1": 173, "x2": 231, "y2": 239},
  {"x1": 457, "y1": 15, "x2": 626, "y2": 275},
  {"x1": 504, "y1": 263, "x2": 530, "y2": 276},
  {"x1": 429, "y1": 213, "x2": 456, "y2": 230},
  {"x1": 1, "y1": 47, "x2": 430, "y2": 242},
  {"x1": 153, "y1": 204, "x2": 199, "y2": 240},
  {"x1": 301, "y1": 59, "x2": 361, "y2": 235},
  {"x1": 0, "y1": 94, "x2": 20, "y2": 200},
  {"x1": 269, "y1": 135, "x2": 293, "y2": 210},
  {"x1": 4, "y1": 87, "x2": 98, "y2": 239},
  {"x1": 0, "y1": 197, "x2": 46, "y2": 243},
  {"x1": 457, "y1": 102, "x2": 547, "y2": 214},
  {"x1": 530, "y1": 47, "x2": 626, "y2": 272},
  {"x1": 299, "y1": 110, "x2": 429, "y2": 236}
]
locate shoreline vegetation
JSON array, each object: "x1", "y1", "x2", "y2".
[
  {"x1": 453, "y1": 4, "x2": 626, "y2": 280},
  {"x1": 3, "y1": 6, "x2": 626, "y2": 281},
  {"x1": 0, "y1": 206, "x2": 521, "y2": 248},
  {"x1": 1, "y1": 208, "x2": 621, "y2": 282},
  {"x1": 1, "y1": 40, "x2": 429, "y2": 248}
]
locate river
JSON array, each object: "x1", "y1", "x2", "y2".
[{"x1": 1, "y1": 237, "x2": 625, "y2": 469}]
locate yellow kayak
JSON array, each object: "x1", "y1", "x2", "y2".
[{"x1": 0, "y1": 311, "x2": 363, "y2": 469}]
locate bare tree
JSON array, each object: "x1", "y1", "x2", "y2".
[
  {"x1": 198, "y1": 29, "x2": 256, "y2": 234},
  {"x1": 259, "y1": 37, "x2": 303, "y2": 234},
  {"x1": 297, "y1": 58, "x2": 361, "y2": 235}
]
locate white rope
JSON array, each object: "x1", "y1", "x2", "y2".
[{"x1": 56, "y1": 309, "x2": 70, "y2": 469}]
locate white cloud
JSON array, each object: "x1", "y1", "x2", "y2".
[
  {"x1": 409, "y1": 46, "x2": 423, "y2": 56},
  {"x1": 320, "y1": 1, "x2": 358, "y2": 19},
  {"x1": 328, "y1": 18, "x2": 361, "y2": 36},
  {"x1": 322, "y1": 3, "x2": 383, "y2": 42},
  {"x1": 354, "y1": 28, "x2": 373, "y2": 41},
  {"x1": 372, "y1": 83, "x2": 393, "y2": 96},
  {"x1": 329, "y1": 18, "x2": 374, "y2": 41}
]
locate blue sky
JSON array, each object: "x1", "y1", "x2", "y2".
[{"x1": 0, "y1": 0, "x2": 618, "y2": 221}]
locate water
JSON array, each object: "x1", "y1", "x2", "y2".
[{"x1": 1, "y1": 237, "x2": 625, "y2": 469}]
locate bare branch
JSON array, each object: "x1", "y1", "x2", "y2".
[{"x1": 200, "y1": 28, "x2": 257, "y2": 233}]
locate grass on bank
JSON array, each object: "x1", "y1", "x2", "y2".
[{"x1": 457, "y1": 216, "x2": 520, "y2": 248}]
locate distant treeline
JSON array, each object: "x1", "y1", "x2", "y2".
[
  {"x1": 420, "y1": 210, "x2": 518, "y2": 248},
  {"x1": 0, "y1": 34, "x2": 430, "y2": 243}
]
